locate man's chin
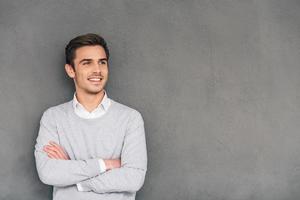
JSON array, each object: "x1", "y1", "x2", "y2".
[{"x1": 85, "y1": 88, "x2": 104, "y2": 95}]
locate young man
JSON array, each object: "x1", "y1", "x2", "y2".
[{"x1": 34, "y1": 33, "x2": 147, "y2": 200}]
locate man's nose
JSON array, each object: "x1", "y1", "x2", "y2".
[{"x1": 92, "y1": 63, "x2": 101, "y2": 73}]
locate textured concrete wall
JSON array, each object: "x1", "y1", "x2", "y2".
[{"x1": 1, "y1": 0, "x2": 300, "y2": 199}]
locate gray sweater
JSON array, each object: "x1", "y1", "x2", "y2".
[{"x1": 34, "y1": 99, "x2": 147, "y2": 200}]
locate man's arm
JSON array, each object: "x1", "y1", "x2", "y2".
[
  {"x1": 34, "y1": 108, "x2": 103, "y2": 187},
  {"x1": 76, "y1": 110, "x2": 147, "y2": 193},
  {"x1": 43, "y1": 141, "x2": 121, "y2": 172},
  {"x1": 43, "y1": 142, "x2": 124, "y2": 191}
]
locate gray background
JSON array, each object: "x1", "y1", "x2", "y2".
[{"x1": 0, "y1": 0, "x2": 300, "y2": 199}]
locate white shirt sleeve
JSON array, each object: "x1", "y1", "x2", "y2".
[
  {"x1": 77, "y1": 158, "x2": 106, "y2": 192},
  {"x1": 98, "y1": 158, "x2": 107, "y2": 173}
]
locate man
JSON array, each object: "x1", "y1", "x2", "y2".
[{"x1": 34, "y1": 33, "x2": 147, "y2": 200}]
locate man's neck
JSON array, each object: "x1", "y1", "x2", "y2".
[{"x1": 75, "y1": 90, "x2": 105, "y2": 112}]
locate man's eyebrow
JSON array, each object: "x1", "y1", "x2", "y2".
[
  {"x1": 79, "y1": 59, "x2": 93, "y2": 64},
  {"x1": 79, "y1": 58, "x2": 108, "y2": 64}
]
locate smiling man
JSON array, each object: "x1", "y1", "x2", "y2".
[{"x1": 34, "y1": 33, "x2": 147, "y2": 200}]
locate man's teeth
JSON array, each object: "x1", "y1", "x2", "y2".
[{"x1": 89, "y1": 78, "x2": 102, "y2": 81}]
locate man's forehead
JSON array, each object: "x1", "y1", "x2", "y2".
[{"x1": 74, "y1": 45, "x2": 107, "y2": 60}]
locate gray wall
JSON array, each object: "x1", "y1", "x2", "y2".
[{"x1": 1, "y1": 0, "x2": 300, "y2": 199}]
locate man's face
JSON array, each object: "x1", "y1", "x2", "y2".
[{"x1": 65, "y1": 45, "x2": 108, "y2": 95}]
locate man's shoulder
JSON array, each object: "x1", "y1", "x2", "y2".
[
  {"x1": 42, "y1": 100, "x2": 72, "y2": 117},
  {"x1": 111, "y1": 100, "x2": 144, "y2": 128},
  {"x1": 110, "y1": 99, "x2": 143, "y2": 119}
]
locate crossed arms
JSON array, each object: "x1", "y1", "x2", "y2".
[
  {"x1": 43, "y1": 141, "x2": 120, "y2": 171},
  {"x1": 34, "y1": 109, "x2": 147, "y2": 194}
]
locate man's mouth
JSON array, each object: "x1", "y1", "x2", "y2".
[
  {"x1": 88, "y1": 77, "x2": 103, "y2": 82},
  {"x1": 88, "y1": 77, "x2": 103, "y2": 81}
]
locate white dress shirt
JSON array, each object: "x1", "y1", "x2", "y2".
[
  {"x1": 72, "y1": 90, "x2": 111, "y2": 191},
  {"x1": 72, "y1": 90, "x2": 111, "y2": 119}
]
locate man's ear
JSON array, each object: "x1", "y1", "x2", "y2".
[{"x1": 65, "y1": 64, "x2": 75, "y2": 78}]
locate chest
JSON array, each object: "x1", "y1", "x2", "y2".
[{"x1": 56, "y1": 119, "x2": 127, "y2": 160}]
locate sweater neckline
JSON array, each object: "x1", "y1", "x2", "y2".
[{"x1": 68, "y1": 99, "x2": 114, "y2": 123}]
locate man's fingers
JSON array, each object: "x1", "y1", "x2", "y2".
[
  {"x1": 45, "y1": 145, "x2": 65, "y2": 159},
  {"x1": 48, "y1": 153, "x2": 57, "y2": 159},
  {"x1": 46, "y1": 150, "x2": 60, "y2": 159},
  {"x1": 43, "y1": 141, "x2": 70, "y2": 160},
  {"x1": 48, "y1": 142, "x2": 68, "y2": 159},
  {"x1": 49, "y1": 141, "x2": 69, "y2": 159},
  {"x1": 44, "y1": 145, "x2": 67, "y2": 159},
  {"x1": 49, "y1": 141, "x2": 58, "y2": 146}
]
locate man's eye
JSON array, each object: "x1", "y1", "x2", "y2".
[
  {"x1": 83, "y1": 62, "x2": 90, "y2": 65},
  {"x1": 100, "y1": 61, "x2": 107, "y2": 65}
]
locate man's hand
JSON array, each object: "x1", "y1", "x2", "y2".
[
  {"x1": 43, "y1": 141, "x2": 70, "y2": 160},
  {"x1": 103, "y1": 159, "x2": 121, "y2": 170}
]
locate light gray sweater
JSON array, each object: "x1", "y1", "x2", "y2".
[{"x1": 34, "y1": 99, "x2": 147, "y2": 200}]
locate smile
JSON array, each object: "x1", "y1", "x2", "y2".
[
  {"x1": 89, "y1": 78, "x2": 102, "y2": 81},
  {"x1": 88, "y1": 77, "x2": 103, "y2": 82}
]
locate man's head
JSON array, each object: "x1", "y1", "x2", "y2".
[{"x1": 65, "y1": 33, "x2": 109, "y2": 95}]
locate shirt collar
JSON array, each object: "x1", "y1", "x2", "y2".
[{"x1": 72, "y1": 90, "x2": 110, "y2": 112}]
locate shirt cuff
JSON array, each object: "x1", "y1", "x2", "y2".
[
  {"x1": 98, "y1": 158, "x2": 106, "y2": 173},
  {"x1": 77, "y1": 183, "x2": 90, "y2": 192}
]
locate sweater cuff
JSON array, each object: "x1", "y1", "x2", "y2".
[
  {"x1": 77, "y1": 159, "x2": 105, "y2": 192},
  {"x1": 86, "y1": 158, "x2": 104, "y2": 178}
]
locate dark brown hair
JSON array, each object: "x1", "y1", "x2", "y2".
[{"x1": 65, "y1": 33, "x2": 110, "y2": 67}]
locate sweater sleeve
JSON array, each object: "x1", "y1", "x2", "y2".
[
  {"x1": 34, "y1": 108, "x2": 102, "y2": 187},
  {"x1": 76, "y1": 110, "x2": 148, "y2": 193}
]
